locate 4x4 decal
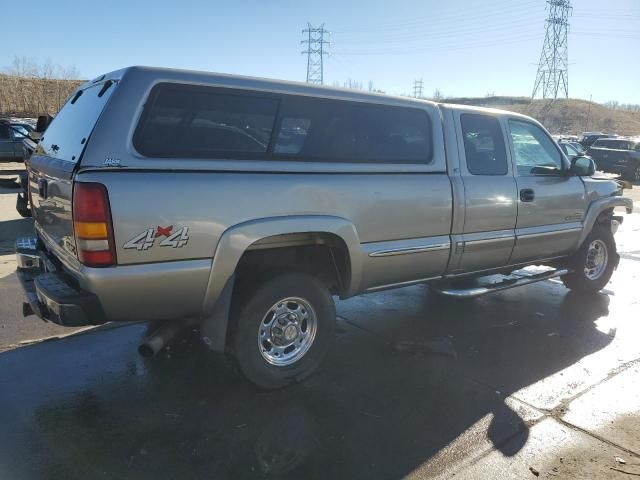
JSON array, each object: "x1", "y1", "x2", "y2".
[{"x1": 124, "y1": 226, "x2": 189, "y2": 251}]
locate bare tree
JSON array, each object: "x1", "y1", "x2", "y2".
[{"x1": 1, "y1": 56, "x2": 82, "y2": 116}]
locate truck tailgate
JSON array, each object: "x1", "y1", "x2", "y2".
[{"x1": 28, "y1": 80, "x2": 116, "y2": 263}]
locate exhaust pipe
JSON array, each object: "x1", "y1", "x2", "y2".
[{"x1": 138, "y1": 318, "x2": 199, "y2": 358}]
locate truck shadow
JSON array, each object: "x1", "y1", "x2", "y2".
[{"x1": 0, "y1": 286, "x2": 613, "y2": 480}]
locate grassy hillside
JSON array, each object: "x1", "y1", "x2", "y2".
[{"x1": 445, "y1": 96, "x2": 640, "y2": 136}]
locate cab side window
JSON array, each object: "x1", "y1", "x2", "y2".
[
  {"x1": 509, "y1": 120, "x2": 562, "y2": 175},
  {"x1": 460, "y1": 113, "x2": 507, "y2": 175}
]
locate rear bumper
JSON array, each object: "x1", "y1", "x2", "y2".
[{"x1": 16, "y1": 236, "x2": 107, "y2": 327}]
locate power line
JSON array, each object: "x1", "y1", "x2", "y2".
[
  {"x1": 332, "y1": 32, "x2": 541, "y2": 56},
  {"x1": 333, "y1": 18, "x2": 541, "y2": 46},
  {"x1": 532, "y1": 0, "x2": 572, "y2": 100},
  {"x1": 301, "y1": 23, "x2": 330, "y2": 84},
  {"x1": 332, "y1": 0, "x2": 540, "y2": 34}
]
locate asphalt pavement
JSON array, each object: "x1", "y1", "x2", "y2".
[{"x1": 1, "y1": 165, "x2": 639, "y2": 479}]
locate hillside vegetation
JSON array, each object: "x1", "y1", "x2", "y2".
[
  {"x1": 445, "y1": 96, "x2": 640, "y2": 136},
  {"x1": 0, "y1": 74, "x2": 82, "y2": 117}
]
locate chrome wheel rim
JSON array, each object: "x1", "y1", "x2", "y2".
[
  {"x1": 584, "y1": 239, "x2": 608, "y2": 280},
  {"x1": 258, "y1": 297, "x2": 317, "y2": 366}
]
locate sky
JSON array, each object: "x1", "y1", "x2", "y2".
[{"x1": 3, "y1": 0, "x2": 639, "y2": 103}]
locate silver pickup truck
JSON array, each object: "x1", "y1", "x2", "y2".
[{"x1": 15, "y1": 67, "x2": 633, "y2": 388}]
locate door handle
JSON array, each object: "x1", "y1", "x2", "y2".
[{"x1": 519, "y1": 188, "x2": 535, "y2": 202}]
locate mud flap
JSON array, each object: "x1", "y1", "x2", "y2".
[{"x1": 200, "y1": 275, "x2": 235, "y2": 352}]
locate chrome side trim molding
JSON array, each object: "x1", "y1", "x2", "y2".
[
  {"x1": 368, "y1": 243, "x2": 450, "y2": 258},
  {"x1": 365, "y1": 275, "x2": 441, "y2": 293},
  {"x1": 515, "y1": 226, "x2": 582, "y2": 241}
]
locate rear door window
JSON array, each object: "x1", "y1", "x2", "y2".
[
  {"x1": 133, "y1": 84, "x2": 279, "y2": 158},
  {"x1": 38, "y1": 81, "x2": 116, "y2": 163},
  {"x1": 460, "y1": 113, "x2": 507, "y2": 175}
]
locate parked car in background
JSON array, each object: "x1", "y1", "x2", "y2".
[
  {"x1": 0, "y1": 120, "x2": 34, "y2": 161},
  {"x1": 558, "y1": 141, "x2": 584, "y2": 160},
  {"x1": 580, "y1": 132, "x2": 610, "y2": 149},
  {"x1": 566, "y1": 141, "x2": 586, "y2": 155},
  {"x1": 587, "y1": 137, "x2": 640, "y2": 181}
]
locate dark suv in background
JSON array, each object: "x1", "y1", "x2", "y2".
[
  {"x1": 580, "y1": 132, "x2": 611, "y2": 149},
  {"x1": 587, "y1": 137, "x2": 640, "y2": 181}
]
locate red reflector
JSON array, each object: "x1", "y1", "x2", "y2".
[
  {"x1": 78, "y1": 250, "x2": 114, "y2": 266},
  {"x1": 73, "y1": 182, "x2": 116, "y2": 267}
]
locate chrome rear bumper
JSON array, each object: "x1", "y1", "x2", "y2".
[{"x1": 15, "y1": 236, "x2": 106, "y2": 327}]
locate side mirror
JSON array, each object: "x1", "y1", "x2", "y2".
[{"x1": 570, "y1": 156, "x2": 596, "y2": 176}]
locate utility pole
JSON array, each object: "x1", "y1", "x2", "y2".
[
  {"x1": 301, "y1": 23, "x2": 330, "y2": 84},
  {"x1": 532, "y1": 0, "x2": 572, "y2": 100},
  {"x1": 585, "y1": 94, "x2": 592, "y2": 132},
  {"x1": 413, "y1": 79, "x2": 424, "y2": 98}
]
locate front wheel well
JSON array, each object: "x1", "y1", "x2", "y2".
[{"x1": 595, "y1": 208, "x2": 614, "y2": 227}]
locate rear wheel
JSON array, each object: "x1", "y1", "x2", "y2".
[
  {"x1": 229, "y1": 273, "x2": 335, "y2": 389},
  {"x1": 561, "y1": 226, "x2": 617, "y2": 293}
]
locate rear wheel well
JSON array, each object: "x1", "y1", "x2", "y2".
[{"x1": 234, "y1": 233, "x2": 351, "y2": 297}]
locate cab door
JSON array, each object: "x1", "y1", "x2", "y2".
[
  {"x1": 451, "y1": 111, "x2": 518, "y2": 273},
  {"x1": 506, "y1": 118, "x2": 587, "y2": 264}
]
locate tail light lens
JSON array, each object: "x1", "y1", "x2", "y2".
[{"x1": 73, "y1": 182, "x2": 116, "y2": 267}]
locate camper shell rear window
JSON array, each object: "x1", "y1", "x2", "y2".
[{"x1": 38, "y1": 81, "x2": 116, "y2": 163}]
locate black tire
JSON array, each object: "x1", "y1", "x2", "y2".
[
  {"x1": 229, "y1": 273, "x2": 335, "y2": 389},
  {"x1": 561, "y1": 225, "x2": 617, "y2": 293}
]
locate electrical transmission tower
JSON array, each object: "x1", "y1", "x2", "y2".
[
  {"x1": 532, "y1": 0, "x2": 572, "y2": 100},
  {"x1": 413, "y1": 79, "x2": 424, "y2": 98},
  {"x1": 301, "y1": 23, "x2": 330, "y2": 84}
]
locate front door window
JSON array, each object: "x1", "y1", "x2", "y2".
[{"x1": 509, "y1": 120, "x2": 563, "y2": 175}]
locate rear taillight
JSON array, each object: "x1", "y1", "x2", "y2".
[{"x1": 73, "y1": 182, "x2": 116, "y2": 267}]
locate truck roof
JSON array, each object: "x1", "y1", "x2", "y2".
[{"x1": 85, "y1": 65, "x2": 532, "y2": 120}]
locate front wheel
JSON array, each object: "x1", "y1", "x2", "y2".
[
  {"x1": 561, "y1": 226, "x2": 617, "y2": 293},
  {"x1": 229, "y1": 273, "x2": 335, "y2": 389}
]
